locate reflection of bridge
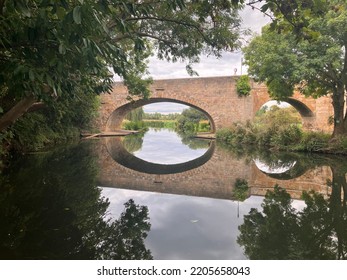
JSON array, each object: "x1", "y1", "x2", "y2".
[
  {"x1": 96, "y1": 139, "x2": 332, "y2": 200},
  {"x1": 96, "y1": 76, "x2": 333, "y2": 133},
  {"x1": 105, "y1": 137, "x2": 215, "y2": 174}
]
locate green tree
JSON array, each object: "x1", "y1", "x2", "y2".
[
  {"x1": 254, "y1": 105, "x2": 301, "y2": 129},
  {"x1": 177, "y1": 107, "x2": 208, "y2": 133},
  {"x1": 125, "y1": 107, "x2": 145, "y2": 122},
  {"x1": 0, "y1": 0, "x2": 243, "y2": 132},
  {"x1": 243, "y1": 1, "x2": 347, "y2": 137}
]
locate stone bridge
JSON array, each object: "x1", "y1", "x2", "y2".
[
  {"x1": 96, "y1": 138, "x2": 332, "y2": 201},
  {"x1": 97, "y1": 76, "x2": 334, "y2": 133}
]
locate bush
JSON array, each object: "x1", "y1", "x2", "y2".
[
  {"x1": 236, "y1": 75, "x2": 252, "y2": 97},
  {"x1": 123, "y1": 121, "x2": 146, "y2": 131},
  {"x1": 271, "y1": 125, "x2": 303, "y2": 147},
  {"x1": 199, "y1": 122, "x2": 211, "y2": 132},
  {"x1": 216, "y1": 128, "x2": 234, "y2": 143},
  {"x1": 299, "y1": 132, "x2": 330, "y2": 152}
]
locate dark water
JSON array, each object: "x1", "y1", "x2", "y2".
[{"x1": 1, "y1": 128, "x2": 347, "y2": 260}]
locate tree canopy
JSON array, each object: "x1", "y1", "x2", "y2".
[
  {"x1": 0, "y1": 0, "x2": 243, "y2": 132},
  {"x1": 243, "y1": 0, "x2": 347, "y2": 136}
]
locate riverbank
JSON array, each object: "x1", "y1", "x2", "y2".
[
  {"x1": 81, "y1": 130, "x2": 139, "y2": 139},
  {"x1": 216, "y1": 124, "x2": 347, "y2": 156}
]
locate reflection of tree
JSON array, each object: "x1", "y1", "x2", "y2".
[
  {"x1": 0, "y1": 143, "x2": 152, "y2": 260},
  {"x1": 217, "y1": 142, "x2": 329, "y2": 180},
  {"x1": 122, "y1": 133, "x2": 145, "y2": 154},
  {"x1": 176, "y1": 130, "x2": 210, "y2": 150},
  {"x1": 238, "y1": 186, "x2": 299, "y2": 259},
  {"x1": 233, "y1": 179, "x2": 249, "y2": 202},
  {"x1": 238, "y1": 183, "x2": 347, "y2": 259},
  {"x1": 98, "y1": 199, "x2": 152, "y2": 260}
]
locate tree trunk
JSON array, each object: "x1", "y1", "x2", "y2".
[
  {"x1": 332, "y1": 87, "x2": 347, "y2": 137},
  {"x1": 0, "y1": 95, "x2": 37, "y2": 132}
]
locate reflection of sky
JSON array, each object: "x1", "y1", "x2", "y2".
[
  {"x1": 101, "y1": 187, "x2": 266, "y2": 260},
  {"x1": 254, "y1": 159, "x2": 297, "y2": 174},
  {"x1": 133, "y1": 128, "x2": 208, "y2": 164}
]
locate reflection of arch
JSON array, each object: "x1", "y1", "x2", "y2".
[
  {"x1": 106, "y1": 98, "x2": 216, "y2": 132},
  {"x1": 253, "y1": 156, "x2": 310, "y2": 180},
  {"x1": 105, "y1": 137, "x2": 215, "y2": 174}
]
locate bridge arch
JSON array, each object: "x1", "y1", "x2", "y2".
[
  {"x1": 284, "y1": 98, "x2": 314, "y2": 117},
  {"x1": 254, "y1": 97, "x2": 316, "y2": 130},
  {"x1": 106, "y1": 97, "x2": 216, "y2": 132}
]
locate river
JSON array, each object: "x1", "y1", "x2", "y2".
[{"x1": 1, "y1": 128, "x2": 346, "y2": 259}]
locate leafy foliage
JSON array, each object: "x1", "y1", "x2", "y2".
[
  {"x1": 243, "y1": 1, "x2": 347, "y2": 136},
  {"x1": 216, "y1": 106, "x2": 305, "y2": 149},
  {"x1": 236, "y1": 75, "x2": 251, "y2": 97},
  {"x1": 8, "y1": 88, "x2": 100, "y2": 152},
  {"x1": 177, "y1": 107, "x2": 210, "y2": 134},
  {"x1": 0, "y1": 0, "x2": 244, "y2": 132},
  {"x1": 125, "y1": 107, "x2": 145, "y2": 122}
]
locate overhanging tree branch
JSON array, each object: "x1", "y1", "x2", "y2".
[{"x1": 0, "y1": 95, "x2": 37, "y2": 132}]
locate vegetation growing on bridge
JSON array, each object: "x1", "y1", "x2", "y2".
[{"x1": 236, "y1": 75, "x2": 251, "y2": 97}]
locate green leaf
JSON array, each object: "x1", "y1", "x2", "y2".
[
  {"x1": 59, "y1": 43, "x2": 66, "y2": 54},
  {"x1": 73, "y1": 6, "x2": 82, "y2": 25},
  {"x1": 56, "y1": 7, "x2": 66, "y2": 20},
  {"x1": 29, "y1": 69, "x2": 35, "y2": 81},
  {"x1": 16, "y1": 1, "x2": 31, "y2": 17}
]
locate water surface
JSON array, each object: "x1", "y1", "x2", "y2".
[{"x1": 1, "y1": 128, "x2": 346, "y2": 259}]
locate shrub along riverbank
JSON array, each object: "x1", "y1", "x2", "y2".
[
  {"x1": 216, "y1": 123, "x2": 347, "y2": 155},
  {"x1": 216, "y1": 105, "x2": 347, "y2": 155},
  {"x1": 0, "y1": 91, "x2": 100, "y2": 169}
]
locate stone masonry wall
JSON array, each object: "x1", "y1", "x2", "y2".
[{"x1": 95, "y1": 76, "x2": 334, "y2": 133}]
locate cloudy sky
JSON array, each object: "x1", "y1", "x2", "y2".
[
  {"x1": 147, "y1": 5, "x2": 270, "y2": 79},
  {"x1": 143, "y1": 5, "x2": 271, "y2": 113}
]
